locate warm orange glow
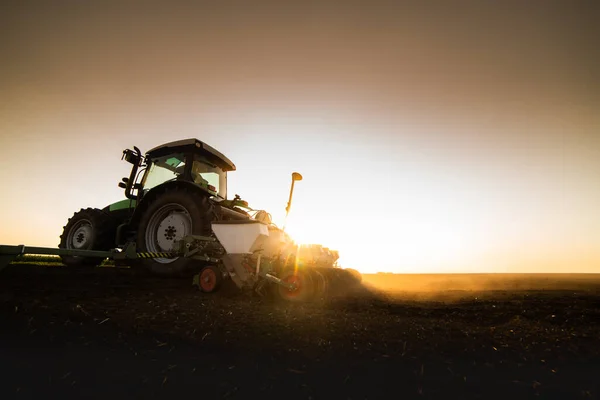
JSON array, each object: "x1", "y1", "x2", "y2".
[
  {"x1": 282, "y1": 196, "x2": 479, "y2": 274},
  {"x1": 0, "y1": 2, "x2": 598, "y2": 274}
]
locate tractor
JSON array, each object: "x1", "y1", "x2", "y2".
[{"x1": 54, "y1": 138, "x2": 361, "y2": 301}]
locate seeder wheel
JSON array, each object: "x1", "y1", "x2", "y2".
[
  {"x1": 311, "y1": 270, "x2": 329, "y2": 300},
  {"x1": 198, "y1": 265, "x2": 223, "y2": 293},
  {"x1": 277, "y1": 269, "x2": 315, "y2": 302}
]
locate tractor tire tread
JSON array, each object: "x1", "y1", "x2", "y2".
[
  {"x1": 58, "y1": 207, "x2": 117, "y2": 267},
  {"x1": 135, "y1": 186, "x2": 215, "y2": 277}
]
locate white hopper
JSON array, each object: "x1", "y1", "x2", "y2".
[{"x1": 211, "y1": 221, "x2": 269, "y2": 254}]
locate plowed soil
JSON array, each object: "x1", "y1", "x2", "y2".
[{"x1": 1, "y1": 265, "x2": 599, "y2": 399}]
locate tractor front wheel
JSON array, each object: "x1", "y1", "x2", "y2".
[{"x1": 58, "y1": 208, "x2": 116, "y2": 267}]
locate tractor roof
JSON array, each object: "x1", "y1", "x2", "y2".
[{"x1": 146, "y1": 138, "x2": 236, "y2": 172}]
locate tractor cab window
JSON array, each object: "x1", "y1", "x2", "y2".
[
  {"x1": 142, "y1": 153, "x2": 186, "y2": 191},
  {"x1": 191, "y1": 154, "x2": 227, "y2": 199}
]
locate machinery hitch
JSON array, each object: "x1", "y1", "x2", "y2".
[{"x1": 0, "y1": 242, "x2": 180, "y2": 272}]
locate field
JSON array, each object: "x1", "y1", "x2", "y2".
[{"x1": 1, "y1": 264, "x2": 599, "y2": 399}]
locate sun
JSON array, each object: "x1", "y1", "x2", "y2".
[
  {"x1": 281, "y1": 215, "x2": 317, "y2": 247},
  {"x1": 279, "y1": 203, "x2": 483, "y2": 274}
]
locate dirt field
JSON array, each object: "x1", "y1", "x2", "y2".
[{"x1": 1, "y1": 266, "x2": 599, "y2": 399}]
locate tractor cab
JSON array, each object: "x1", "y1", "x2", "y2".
[
  {"x1": 120, "y1": 139, "x2": 236, "y2": 202},
  {"x1": 141, "y1": 152, "x2": 226, "y2": 198}
]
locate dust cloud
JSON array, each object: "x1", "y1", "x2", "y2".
[{"x1": 359, "y1": 273, "x2": 600, "y2": 302}]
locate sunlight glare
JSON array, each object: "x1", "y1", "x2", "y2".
[{"x1": 279, "y1": 196, "x2": 481, "y2": 274}]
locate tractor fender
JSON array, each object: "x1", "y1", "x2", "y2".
[{"x1": 129, "y1": 180, "x2": 215, "y2": 231}]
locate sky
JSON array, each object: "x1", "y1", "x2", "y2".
[{"x1": 1, "y1": 1, "x2": 598, "y2": 273}]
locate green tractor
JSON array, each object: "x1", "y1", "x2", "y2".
[
  {"x1": 58, "y1": 138, "x2": 271, "y2": 277},
  {"x1": 55, "y1": 138, "x2": 362, "y2": 300}
]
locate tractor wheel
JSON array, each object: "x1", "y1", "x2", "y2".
[
  {"x1": 198, "y1": 265, "x2": 223, "y2": 293},
  {"x1": 136, "y1": 187, "x2": 214, "y2": 276},
  {"x1": 276, "y1": 268, "x2": 315, "y2": 302},
  {"x1": 58, "y1": 208, "x2": 116, "y2": 267}
]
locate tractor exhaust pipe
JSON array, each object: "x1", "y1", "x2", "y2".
[{"x1": 282, "y1": 172, "x2": 302, "y2": 232}]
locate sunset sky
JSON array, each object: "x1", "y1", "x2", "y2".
[{"x1": 1, "y1": 1, "x2": 598, "y2": 273}]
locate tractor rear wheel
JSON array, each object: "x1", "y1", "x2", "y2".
[
  {"x1": 136, "y1": 187, "x2": 214, "y2": 276},
  {"x1": 58, "y1": 208, "x2": 116, "y2": 267}
]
